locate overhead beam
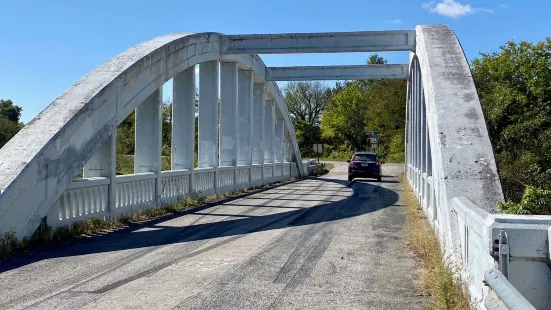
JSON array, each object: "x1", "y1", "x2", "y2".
[
  {"x1": 266, "y1": 64, "x2": 408, "y2": 81},
  {"x1": 220, "y1": 30, "x2": 415, "y2": 54}
]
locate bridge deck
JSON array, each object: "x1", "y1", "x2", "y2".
[{"x1": 0, "y1": 163, "x2": 427, "y2": 310}]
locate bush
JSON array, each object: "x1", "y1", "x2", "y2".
[
  {"x1": 386, "y1": 133, "x2": 405, "y2": 163},
  {"x1": 52, "y1": 226, "x2": 72, "y2": 243},
  {"x1": 499, "y1": 185, "x2": 551, "y2": 215}
]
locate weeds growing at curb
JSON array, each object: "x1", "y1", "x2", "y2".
[
  {"x1": 0, "y1": 177, "x2": 298, "y2": 263},
  {"x1": 401, "y1": 174, "x2": 473, "y2": 310}
]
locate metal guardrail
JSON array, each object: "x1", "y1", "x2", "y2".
[{"x1": 484, "y1": 268, "x2": 536, "y2": 310}]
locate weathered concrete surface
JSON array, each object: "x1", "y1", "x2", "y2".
[
  {"x1": 0, "y1": 163, "x2": 427, "y2": 310},
  {"x1": 415, "y1": 25, "x2": 504, "y2": 212},
  {"x1": 0, "y1": 33, "x2": 304, "y2": 240},
  {"x1": 220, "y1": 30, "x2": 416, "y2": 54},
  {"x1": 266, "y1": 64, "x2": 408, "y2": 81},
  {"x1": 413, "y1": 24, "x2": 505, "y2": 268}
]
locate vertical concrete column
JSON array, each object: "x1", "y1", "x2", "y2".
[
  {"x1": 407, "y1": 81, "x2": 412, "y2": 180},
  {"x1": 135, "y1": 89, "x2": 162, "y2": 204},
  {"x1": 411, "y1": 65, "x2": 417, "y2": 185},
  {"x1": 198, "y1": 61, "x2": 219, "y2": 169},
  {"x1": 172, "y1": 67, "x2": 196, "y2": 192},
  {"x1": 264, "y1": 100, "x2": 275, "y2": 164},
  {"x1": 252, "y1": 83, "x2": 265, "y2": 165},
  {"x1": 219, "y1": 62, "x2": 238, "y2": 167},
  {"x1": 284, "y1": 139, "x2": 291, "y2": 162},
  {"x1": 275, "y1": 118, "x2": 284, "y2": 163},
  {"x1": 416, "y1": 66, "x2": 422, "y2": 196},
  {"x1": 414, "y1": 65, "x2": 420, "y2": 193},
  {"x1": 237, "y1": 70, "x2": 253, "y2": 166},
  {"x1": 83, "y1": 132, "x2": 117, "y2": 216},
  {"x1": 420, "y1": 84, "x2": 427, "y2": 206}
]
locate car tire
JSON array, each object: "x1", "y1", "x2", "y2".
[
  {"x1": 348, "y1": 175, "x2": 353, "y2": 182},
  {"x1": 377, "y1": 176, "x2": 381, "y2": 182}
]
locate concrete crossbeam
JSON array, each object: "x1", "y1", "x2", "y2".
[
  {"x1": 266, "y1": 64, "x2": 408, "y2": 81},
  {"x1": 220, "y1": 30, "x2": 415, "y2": 54}
]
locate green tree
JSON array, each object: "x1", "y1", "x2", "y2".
[
  {"x1": 320, "y1": 54, "x2": 406, "y2": 160},
  {"x1": 0, "y1": 116, "x2": 23, "y2": 148},
  {"x1": 116, "y1": 112, "x2": 135, "y2": 155},
  {"x1": 0, "y1": 99, "x2": 23, "y2": 123},
  {"x1": 321, "y1": 82, "x2": 370, "y2": 152},
  {"x1": 471, "y1": 38, "x2": 551, "y2": 203},
  {"x1": 283, "y1": 81, "x2": 331, "y2": 157},
  {"x1": 0, "y1": 99, "x2": 24, "y2": 149}
]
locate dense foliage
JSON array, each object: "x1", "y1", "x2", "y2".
[
  {"x1": 0, "y1": 100, "x2": 24, "y2": 149},
  {"x1": 471, "y1": 38, "x2": 551, "y2": 210},
  {"x1": 283, "y1": 81, "x2": 331, "y2": 158}
]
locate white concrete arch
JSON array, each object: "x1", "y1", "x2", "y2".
[
  {"x1": 0, "y1": 32, "x2": 303, "y2": 239},
  {"x1": 405, "y1": 25, "x2": 507, "y2": 306}
]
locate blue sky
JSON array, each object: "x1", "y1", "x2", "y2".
[{"x1": 1, "y1": 0, "x2": 549, "y2": 123}]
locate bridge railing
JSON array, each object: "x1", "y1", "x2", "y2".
[
  {"x1": 405, "y1": 25, "x2": 549, "y2": 309},
  {"x1": 47, "y1": 162, "x2": 300, "y2": 228},
  {"x1": 116, "y1": 173, "x2": 157, "y2": 214},
  {"x1": 451, "y1": 197, "x2": 549, "y2": 309},
  {"x1": 484, "y1": 268, "x2": 536, "y2": 310},
  {"x1": 0, "y1": 31, "x2": 309, "y2": 241}
]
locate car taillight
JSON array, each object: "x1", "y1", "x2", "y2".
[
  {"x1": 376, "y1": 160, "x2": 380, "y2": 167},
  {"x1": 349, "y1": 155, "x2": 355, "y2": 166}
]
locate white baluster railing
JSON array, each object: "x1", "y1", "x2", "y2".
[
  {"x1": 274, "y1": 163, "x2": 283, "y2": 182},
  {"x1": 251, "y1": 164, "x2": 263, "y2": 187},
  {"x1": 283, "y1": 162, "x2": 291, "y2": 177},
  {"x1": 116, "y1": 172, "x2": 156, "y2": 213},
  {"x1": 236, "y1": 166, "x2": 250, "y2": 189},
  {"x1": 48, "y1": 177, "x2": 110, "y2": 227},
  {"x1": 194, "y1": 168, "x2": 216, "y2": 196},
  {"x1": 216, "y1": 166, "x2": 235, "y2": 194},
  {"x1": 48, "y1": 161, "x2": 299, "y2": 230},
  {"x1": 263, "y1": 164, "x2": 273, "y2": 183},
  {"x1": 161, "y1": 169, "x2": 191, "y2": 204}
]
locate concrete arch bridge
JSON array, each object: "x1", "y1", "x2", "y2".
[{"x1": 0, "y1": 25, "x2": 548, "y2": 309}]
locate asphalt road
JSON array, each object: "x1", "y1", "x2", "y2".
[{"x1": 0, "y1": 162, "x2": 428, "y2": 310}]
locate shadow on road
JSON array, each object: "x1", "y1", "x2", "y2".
[{"x1": 0, "y1": 176, "x2": 399, "y2": 273}]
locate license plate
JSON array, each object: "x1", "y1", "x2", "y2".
[{"x1": 361, "y1": 163, "x2": 369, "y2": 167}]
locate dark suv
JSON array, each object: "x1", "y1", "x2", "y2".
[{"x1": 346, "y1": 152, "x2": 383, "y2": 182}]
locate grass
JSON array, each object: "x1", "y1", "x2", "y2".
[
  {"x1": 401, "y1": 174, "x2": 473, "y2": 310},
  {"x1": 75, "y1": 155, "x2": 172, "y2": 179},
  {"x1": 308, "y1": 163, "x2": 334, "y2": 177},
  {"x1": 0, "y1": 177, "x2": 297, "y2": 263},
  {"x1": 116, "y1": 154, "x2": 171, "y2": 175}
]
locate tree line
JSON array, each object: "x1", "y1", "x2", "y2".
[
  {"x1": 2, "y1": 37, "x2": 550, "y2": 214},
  {"x1": 0, "y1": 99, "x2": 24, "y2": 148}
]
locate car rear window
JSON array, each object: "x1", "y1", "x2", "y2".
[{"x1": 354, "y1": 154, "x2": 377, "y2": 161}]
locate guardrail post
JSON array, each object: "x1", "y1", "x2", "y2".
[{"x1": 498, "y1": 230, "x2": 510, "y2": 279}]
